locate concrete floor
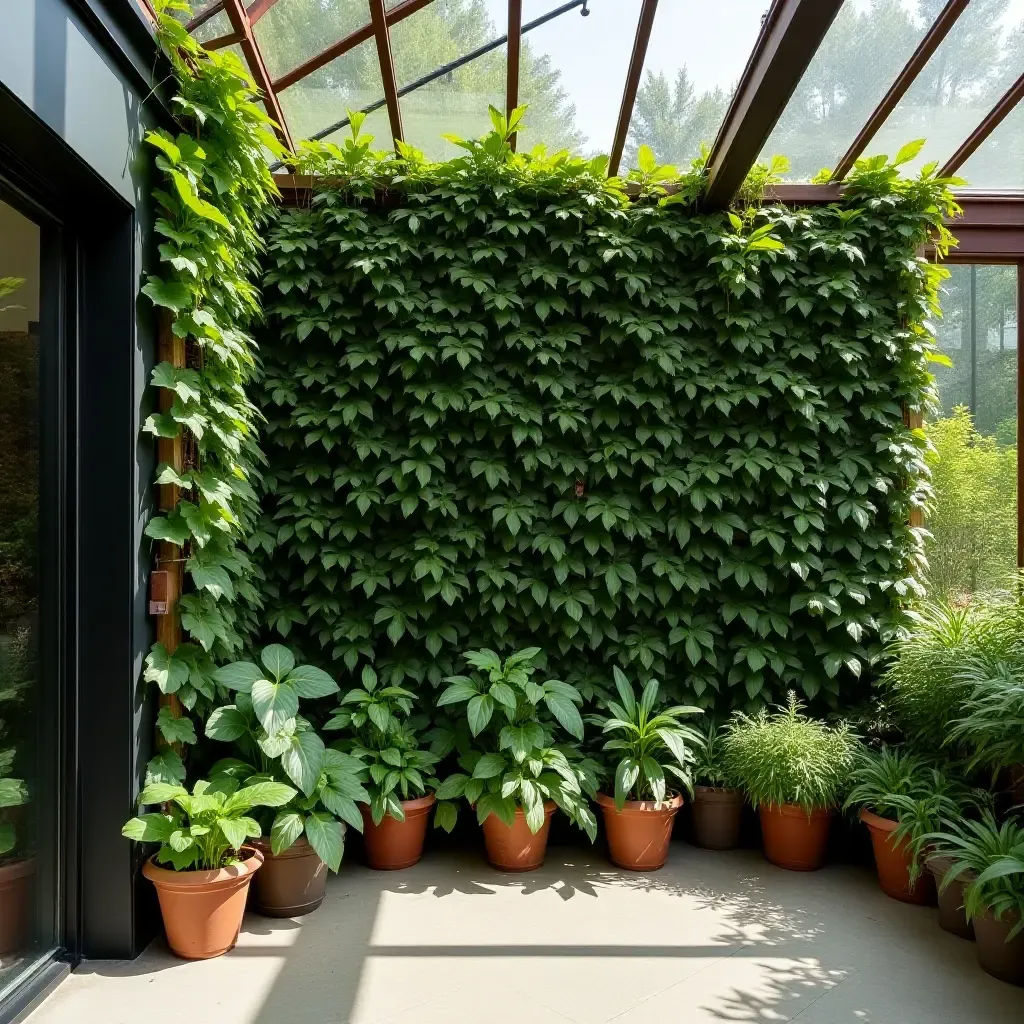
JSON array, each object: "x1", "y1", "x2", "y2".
[{"x1": 25, "y1": 845, "x2": 1024, "y2": 1024}]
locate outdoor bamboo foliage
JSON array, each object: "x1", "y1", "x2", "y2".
[{"x1": 253, "y1": 113, "x2": 957, "y2": 713}]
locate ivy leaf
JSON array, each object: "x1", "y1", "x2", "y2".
[{"x1": 157, "y1": 707, "x2": 196, "y2": 746}]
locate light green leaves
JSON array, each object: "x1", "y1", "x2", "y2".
[
  {"x1": 251, "y1": 679, "x2": 300, "y2": 736},
  {"x1": 262, "y1": 644, "x2": 296, "y2": 680},
  {"x1": 157, "y1": 707, "x2": 196, "y2": 746},
  {"x1": 280, "y1": 729, "x2": 326, "y2": 797},
  {"x1": 304, "y1": 811, "x2": 344, "y2": 872}
]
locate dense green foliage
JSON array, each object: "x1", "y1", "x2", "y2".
[
  {"x1": 139, "y1": 2, "x2": 282, "y2": 782},
  {"x1": 254, "y1": 113, "x2": 956, "y2": 715}
]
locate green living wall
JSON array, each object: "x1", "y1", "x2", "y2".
[{"x1": 251, "y1": 120, "x2": 955, "y2": 713}]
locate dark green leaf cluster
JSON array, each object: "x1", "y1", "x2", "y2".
[{"x1": 255, "y1": 114, "x2": 956, "y2": 721}]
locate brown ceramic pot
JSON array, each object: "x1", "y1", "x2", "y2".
[
  {"x1": 362, "y1": 794, "x2": 436, "y2": 870},
  {"x1": 0, "y1": 858, "x2": 34, "y2": 956},
  {"x1": 927, "y1": 855, "x2": 974, "y2": 940},
  {"x1": 759, "y1": 803, "x2": 831, "y2": 871},
  {"x1": 143, "y1": 846, "x2": 263, "y2": 960},
  {"x1": 691, "y1": 787, "x2": 743, "y2": 850},
  {"x1": 597, "y1": 792, "x2": 682, "y2": 871},
  {"x1": 481, "y1": 801, "x2": 555, "y2": 872},
  {"x1": 860, "y1": 809, "x2": 936, "y2": 905},
  {"x1": 250, "y1": 837, "x2": 326, "y2": 917},
  {"x1": 973, "y1": 909, "x2": 1024, "y2": 986}
]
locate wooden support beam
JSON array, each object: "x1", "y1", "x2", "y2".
[
  {"x1": 246, "y1": 0, "x2": 281, "y2": 25},
  {"x1": 202, "y1": 30, "x2": 244, "y2": 51},
  {"x1": 940, "y1": 71, "x2": 1024, "y2": 178},
  {"x1": 273, "y1": 0, "x2": 435, "y2": 94},
  {"x1": 608, "y1": 0, "x2": 659, "y2": 178},
  {"x1": 832, "y1": 0, "x2": 969, "y2": 182},
  {"x1": 369, "y1": 0, "x2": 404, "y2": 145},
  {"x1": 221, "y1": 0, "x2": 295, "y2": 153},
  {"x1": 703, "y1": 0, "x2": 843, "y2": 209},
  {"x1": 507, "y1": 0, "x2": 522, "y2": 151}
]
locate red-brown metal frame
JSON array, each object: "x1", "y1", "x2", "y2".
[
  {"x1": 831, "y1": 0, "x2": 969, "y2": 182},
  {"x1": 369, "y1": 0, "x2": 404, "y2": 145},
  {"x1": 940, "y1": 71, "x2": 1024, "y2": 178},
  {"x1": 187, "y1": 1, "x2": 225, "y2": 33},
  {"x1": 607, "y1": 0, "x2": 659, "y2": 178},
  {"x1": 246, "y1": 0, "x2": 281, "y2": 25},
  {"x1": 507, "y1": 0, "x2": 523, "y2": 152}
]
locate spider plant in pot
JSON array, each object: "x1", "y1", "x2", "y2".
[
  {"x1": 591, "y1": 667, "x2": 703, "y2": 870},
  {"x1": 123, "y1": 776, "x2": 295, "y2": 959},
  {"x1": 433, "y1": 647, "x2": 597, "y2": 871},
  {"x1": 927, "y1": 812, "x2": 1024, "y2": 985},
  {"x1": 205, "y1": 645, "x2": 367, "y2": 916},
  {"x1": 723, "y1": 693, "x2": 854, "y2": 871},
  {"x1": 690, "y1": 720, "x2": 743, "y2": 851},
  {"x1": 0, "y1": 650, "x2": 32, "y2": 958},
  {"x1": 325, "y1": 664, "x2": 441, "y2": 870},
  {"x1": 843, "y1": 746, "x2": 937, "y2": 904}
]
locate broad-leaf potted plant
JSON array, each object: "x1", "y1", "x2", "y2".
[
  {"x1": 592, "y1": 667, "x2": 703, "y2": 870},
  {"x1": 325, "y1": 664, "x2": 441, "y2": 869},
  {"x1": 690, "y1": 720, "x2": 743, "y2": 850},
  {"x1": 928, "y1": 812, "x2": 1024, "y2": 985},
  {"x1": 723, "y1": 693, "x2": 854, "y2": 871},
  {"x1": 123, "y1": 776, "x2": 295, "y2": 959},
  {"x1": 205, "y1": 645, "x2": 367, "y2": 916},
  {"x1": 0, "y1": 643, "x2": 31, "y2": 957},
  {"x1": 434, "y1": 647, "x2": 597, "y2": 871},
  {"x1": 843, "y1": 746, "x2": 937, "y2": 904}
]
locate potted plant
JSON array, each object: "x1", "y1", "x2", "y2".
[
  {"x1": 325, "y1": 664, "x2": 441, "y2": 869},
  {"x1": 206, "y1": 645, "x2": 368, "y2": 916},
  {"x1": 844, "y1": 746, "x2": 937, "y2": 904},
  {"x1": 433, "y1": 647, "x2": 597, "y2": 870},
  {"x1": 123, "y1": 776, "x2": 295, "y2": 959},
  {"x1": 591, "y1": 667, "x2": 703, "y2": 870},
  {"x1": 0, "y1": 646, "x2": 31, "y2": 957},
  {"x1": 723, "y1": 693, "x2": 854, "y2": 871},
  {"x1": 690, "y1": 721, "x2": 743, "y2": 850},
  {"x1": 929, "y1": 812, "x2": 1024, "y2": 985}
]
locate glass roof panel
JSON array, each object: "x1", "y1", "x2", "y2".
[
  {"x1": 389, "y1": 0, "x2": 506, "y2": 157},
  {"x1": 277, "y1": 35, "x2": 384, "y2": 143},
  {"x1": 861, "y1": 0, "x2": 1024, "y2": 176},
  {"x1": 517, "y1": 0, "x2": 644, "y2": 157},
  {"x1": 191, "y1": 9, "x2": 231, "y2": 44},
  {"x1": 255, "y1": 0, "x2": 371, "y2": 84},
  {"x1": 957, "y1": 100, "x2": 1024, "y2": 189},
  {"x1": 624, "y1": 0, "x2": 768, "y2": 171},
  {"x1": 760, "y1": 1, "x2": 937, "y2": 181}
]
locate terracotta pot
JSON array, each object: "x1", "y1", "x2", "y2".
[
  {"x1": 481, "y1": 801, "x2": 555, "y2": 872},
  {"x1": 860, "y1": 809, "x2": 936, "y2": 905},
  {"x1": 143, "y1": 847, "x2": 263, "y2": 960},
  {"x1": 927, "y1": 855, "x2": 974, "y2": 940},
  {"x1": 759, "y1": 803, "x2": 831, "y2": 871},
  {"x1": 596, "y1": 792, "x2": 681, "y2": 870},
  {"x1": 362, "y1": 794, "x2": 436, "y2": 870},
  {"x1": 691, "y1": 787, "x2": 743, "y2": 850},
  {"x1": 250, "y1": 837, "x2": 326, "y2": 917},
  {"x1": 973, "y1": 909, "x2": 1024, "y2": 986},
  {"x1": 0, "y1": 858, "x2": 34, "y2": 956}
]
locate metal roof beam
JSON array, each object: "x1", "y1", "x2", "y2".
[
  {"x1": 369, "y1": 0, "x2": 404, "y2": 145},
  {"x1": 940, "y1": 71, "x2": 1024, "y2": 178},
  {"x1": 703, "y1": 0, "x2": 842, "y2": 209},
  {"x1": 608, "y1": 0, "x2": 659, "y2": 177}
]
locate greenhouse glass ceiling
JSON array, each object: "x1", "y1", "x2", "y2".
[{"x1": 183, "y1": 0, "x2": 1024, "y2": 200}]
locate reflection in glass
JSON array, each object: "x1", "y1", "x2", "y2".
[
  {"x1": 862, "y1": 0, "x2": 1024, "y2": 176},
  {"x1": 0, "y1": 200, "x2": 52, "y2": 994},
  {"x1": 761, "y1": 0, "x2": 936, "y2": 180},
  {"x1": 517, "y1": 0, "x2": 643, "y2": 156},
  {"x1": 926, "y1": 264, "x2": 1018, "y2": 599},
  {"x1": 389, "y1": 0, "x2": 506, "y2": 158},
  {"x1": 625, "y1": 0, "x2": 766, "y2": 170}
]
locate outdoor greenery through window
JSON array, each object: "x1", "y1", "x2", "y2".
[{"x1": 925, "y1": 265, "x2": 1019, "y2": 600}]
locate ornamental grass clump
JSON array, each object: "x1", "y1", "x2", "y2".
[{"x1": 723, "y1": 693, "x2": 855, "y2": 812}]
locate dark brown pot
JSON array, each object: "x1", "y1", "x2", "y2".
[
  {"x1": 860, "y1": 809, "x2": 935, "y2": 905},
  {"x1": 597, "y1": 792, "x2": 682, "y2": 870},
  {"x1": 143, "y1": 847, "x2": 262, "y2": 960},
  {"x1": 481, "y1": 801, "x2": 555, "y2": 872},
  {"x1": 250, "y1": 837, "x2": 326, "y2": 917},
  {"x1": 361, "y1": 794, "x2": 436, "y2": 870},
  {"x1": 973, "y1": 909, "x2": 1024, "y2": 986},
  {"x1": 692, "y1": 787, "x2": 743, "y2": 850},
  {"x1": 0, "y1": 858, "x2": 34, "y2": 956},
  {"x1": 927, "y1": 856, "x2": 974, "y2": 940},
  {"x1": 759, "y1": 803, "x2": 831, "y2": 871}
]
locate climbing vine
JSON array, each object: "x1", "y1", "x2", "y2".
[
  {"x1": 254, "y1": 113, "x2": 959, "y2": 714},
  {"x1": 140, "y1": 1, "x2": 283, "y2": 781}
]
